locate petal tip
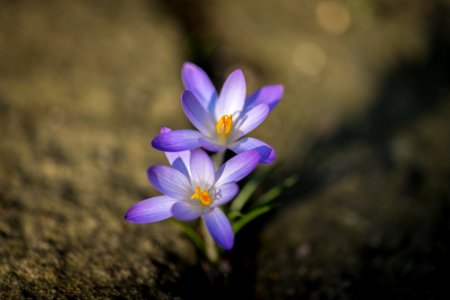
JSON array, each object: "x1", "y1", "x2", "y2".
[
  {"x1": 160, "y1": 127, "x2": 171, "y2": 134},
  {"x1": 258, "y1": 146, "x2": 276, "y2": 165},
  {"x1": 181, "y1": 90, "x2": 194, "y2": 99},
  {"x1": 222, "y1": 239, "x2": 234, "y2": 250},
  {"x1": 273, "y1": 84, "x2": 284, "y2": 98},
  {"x1": 181, "y1": 62, "x2": 199, "y2": 76},
  {"x1": 146, "y1": 165, "x2": 164, "y2": 185},
  {"x1": 274, "y1": 84, "x2": 284, "y2": 92},
  {"x1": 123, "y1": 206, "x2": 142, "y2": 224},
  {"x1": 123, "y1": 211, "x2": 132, "y2": 222},
  {"x1": 182, "y1": 61, "x2": 196, "y2": 70},
  {"x1": 230, "y1": 68, "x2": 245, "y2": 81},
  {"x1": 233, "y1": 68, "x2": 244, "y2": 75},
  {"x1": 216, "y1": 230, "x2": 234, "y2": 250},
  {"x1": 150, "y1": 134, "x2": 162, "y2": 150},
  {"x1": 146, "y1": 165, "x2": 156, "y2": 180}
]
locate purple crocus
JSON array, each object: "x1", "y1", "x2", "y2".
[
  {"x1": 151, "y1": 62, "x2": 283, "y2": 164},
  {"x1": 125, "y1": 129, "x2": 261, "y2": 249}
]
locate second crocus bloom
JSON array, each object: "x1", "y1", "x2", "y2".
[
  {"x1": 152, "y1": 62, "x2": 283, "y2": 164},
  {"x1": 124, "y1": 138, "x2": 261, "y2": 249}
]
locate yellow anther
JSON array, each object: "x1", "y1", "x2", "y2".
[
  {"x1": 191, "y1": 187, "x2": 202, "y2": 200},
  {"x1": 216, "y1": 114, "x2": 233, "y2": 138},
  {"x1": 191, "y1": 187, "x2": 211, "y2": 206}
]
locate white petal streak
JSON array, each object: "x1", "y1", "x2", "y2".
[
  {"x1": 190, "y1": 149, "x2": 215, "y2": 187},
  {"x1": 215, "y1": 69, "x2": 246, "y2": 120}
]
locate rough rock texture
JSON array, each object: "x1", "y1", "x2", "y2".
[
  {"x1": 0, "y1": 0, "x2": 196, "y2": 298},
  {"x1": 252, "y1": 1, "x2": 450, "y2": 298},
  {"x1": 256, "y1": 102, "x2": 450, "y2": 299}
]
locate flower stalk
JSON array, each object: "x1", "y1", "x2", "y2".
[{"x1": 202, "y1": 220, "x2": 219, "y2": 263}]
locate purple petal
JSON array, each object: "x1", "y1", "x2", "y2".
[
  {"x1": 215, "y1": 150, "x2": 260, "y2": 186},
  {"x1": 182, "y1": 62, "x2": 217, "y2": 110},
  {"x1": 213, "y1": 183, "x2": 239, "y2": 206},
  {"x1": 160, "y1": 127, "x2": 184, "y2": 164},
  {"x1": 124, "y1": 196, "x2": 176, "y2": 224},
  {"x1": 203, "y1": 208, "x2": 234, "y2": 250},
  {"x1": 160, "y1": 127, "x2": 191, "y2": 178},
  {"x1": 152, "y1": 129, "x2": 202, "y2": 152},
  {"x1": 199, "y1": 138, "x2": 228, "y2": 152},
  {"x1": 171, "y1": 201, "x2": 203, "y2": 221},
  {"x1": 160, "y1": 127, "x2": 171, "y2": 134},
  {"x1": 232, "y1": 104, "x2": 269, "y2": 140},
  {"x1": 229, "y1": 137, "x2": 276, "y2": 165},
  {"x1": 190, "y1": 149, "x2": 215, "y2": 187},
  {"x1": 245, "y1": 85, "x2": 284, "y2": 112},
  {"x1": 147, "y1": 166, "x2": 191, "y2": 199},
  {"x1": 181, "y1": 91, "x2": 214, "y2": 137},
  {"x1": 215, "y1": 69, "x2": 246, "y2": 120}
]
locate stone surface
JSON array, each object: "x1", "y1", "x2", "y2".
[
  {"x1": 256, "y1": 101, "x2": 450, "y2": 299},
  {"x1": 253, "y1": 1, "x2": 450, "y2": 298},
  {"x1": 0, "y1": 0, "x2": 196, "y2": 298}
]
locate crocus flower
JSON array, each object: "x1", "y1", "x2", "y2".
[
  {"x1": 125, "y1": 129, "x2": 261, "y2": 249},
  {"x1": 151, "y1": 62, "x2": 283, "y2": 164}
]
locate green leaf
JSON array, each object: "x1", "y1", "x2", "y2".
[
  {"x1": 227, "y1": 210, "x2": 243, "y2": 221},
  {"x1": 232, "y1": 205, "x2": 275, "y2": 234},
  {"x1": 253, "y1": 175, "x2": 298, "y2": 208},
  {"x1": 170, "y1": 219, "x2": 205, "y2": 255},
  {"x1": 230, "y1": 164, "x2": 278, "y2": 213}
]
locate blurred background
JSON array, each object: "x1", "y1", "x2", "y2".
[{"x1": 0, "y1": 0, "x2": 449, "y2": 299}]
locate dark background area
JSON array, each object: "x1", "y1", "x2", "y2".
[{"x1": 0, "y1": 0, "x2": 449, "y2": 299}]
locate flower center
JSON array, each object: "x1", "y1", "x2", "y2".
[
  {"x1": 216, "y1": 114, "x2": 233, "y2": 138},
  {"x1": 191, "y1": 187, "x2": 211, "y2": 206}
]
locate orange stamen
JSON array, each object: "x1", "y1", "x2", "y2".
[
  {"x1": 191, "y1": 187, "x2": 211, "y2": 206},
  {"x1": 216, "y1": 114, "x2": 233, "y2": 138}
]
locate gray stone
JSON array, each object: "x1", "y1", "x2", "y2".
[{"x1": 0, "y1": 0, "x2": 196, "y2": 298}]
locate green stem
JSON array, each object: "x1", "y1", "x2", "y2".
[
  {"x1": 202, "y1": 220, "x2": 218, "y2": 263},
  {"x1": 202, "y1": 150, "x2": 225, "y2": 263},
  {"x1": 212, "y1": 150, "x2": 226, "y2": 169}
]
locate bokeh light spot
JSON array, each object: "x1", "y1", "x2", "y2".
[
  {"x1": 316, "y1": 1, "x2": 351, "y2": 34},
  {"x1": 293, "y1": 42, "x2": 327, "y2": 76}
]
